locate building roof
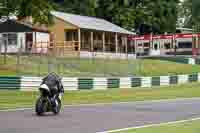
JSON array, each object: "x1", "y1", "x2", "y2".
[
  {"x1": 176, "y1": 27, "x2": 192, "y2": 31},
  {"x1": 0, "y1": 19, "x2": 49, "y2": 33},
  {"x1": 51, "y1": 11, "x2": 135, "y2": 35},
  {"x1": 176, "y1": 27, "x2": 192, "y2": 33}
]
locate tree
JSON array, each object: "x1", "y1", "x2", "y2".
[
  {"x1": 96, "y1": 0, "x2": 180, "y2": 33},
  {"x1": 141, "y1": 0, "x2": 179, "y2": 33},
  {"x1": 192, "y1": 0, "x2": 200, "y2": 32},
  {"x1": 56, "y1": 0, "x2": 180, "y2": 34},
  {"x1": 95, "y1": 0, "x2": 114, "y2": 22},
  {"x1": 178, "y1": 0, "x2": 192, "y2": 28},
  {"x1": 96, "y1": 0, "x2": 141, "y2": 30},
  {"x1": 0, "y1": 0, "x2": 19, "y2": 18},
  {"x1": 57, "y1": 0, "x2": 143, "y2": 30},
  {"x1": 0, "y1": 0, "x2": 55, "y2": 25},
  {"x1": 110, "y1": 0, "x2": 137, "y2": 30},
  {"x1": 59, "y1": 0, "x2": 98, "y2": 16}
]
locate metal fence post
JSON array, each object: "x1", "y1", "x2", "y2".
[
  {"x1": 38, "y1": 46, "x2": 42, "y2": 76},
  {"x1": 16, "y1": 37, "x2": 22, "y2": 75},
  {"x1": 3, "y1": 35, "x2": 8, "y2": 64},
  {"x1": 0, "y1": 38, "x2": 1, "y2": 56}
]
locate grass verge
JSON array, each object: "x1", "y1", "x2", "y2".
[
  {"x1": 0, "y1": 82, "x2": 200, "y2": 110},
  {"x1": 1, "y1": 55, "x2": 200, "y2": 77},
  {"x1": 113, "y1": 119, "x2": 200, "y2": 133}
]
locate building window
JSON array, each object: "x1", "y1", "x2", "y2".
[
  {"x1": 3, "y1": 33, "x2": 18, "y2": 45},
  {"x1": 65, "y1": 31, "x2": 77, "y2": 41},
  {"x1": 164, "y1": 43, "x2": 171, "y2": 49},
  {"x1": 65, "y1": 32, "x2": 72, "y2": 41},
  {"x1": 178, "y1": 42, "x2": 192, "y2": 48},
  {"x1": 138, "y1": 43, "x2": 143, "y2": 47},
  {"x1": 144, "y1": 43, "x2": 150, "y2": 47},
  {"x1": 154, "y1": 43, "x2": 158, "y2": 50}
]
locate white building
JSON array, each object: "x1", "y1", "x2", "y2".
[{"x1": 0, "y1": 20, "x2": 50, "y2": 53}]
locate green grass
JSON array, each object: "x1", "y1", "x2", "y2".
[
  {"x1": 0, "y1": 82, "x2": 200, "y2": 110},
  {"x1": 0, "y1": 55, "x2": 200, "y2": 77},
  {"x1": 113, "y1": 119, "x2": 200, "y2": 133}
]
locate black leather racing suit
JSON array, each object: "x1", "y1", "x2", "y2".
[
  {"x1": 41, "y1": 73, "x2": 64, "y2": 94},
  {"x1": 41, "y1": 73, "x2": 64, "y2": 106}
]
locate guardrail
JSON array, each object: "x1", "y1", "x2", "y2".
[
  {"x1": 143, "y1": 56, "x2": 200, "y2": 65},
  {"x1": 0, "y1": 74, "x2": 199, "y2": 91},
  {"x1": 0, "y1": 77, "x2": 21, "y2": 90}
]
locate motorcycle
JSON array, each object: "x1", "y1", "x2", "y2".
[{"x1": 35, "y1": 84, "x2": 62, "y2": 116}]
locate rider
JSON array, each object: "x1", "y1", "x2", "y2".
[{"x1": 41, "y1": 72, "x2": 64, "y2": 106}]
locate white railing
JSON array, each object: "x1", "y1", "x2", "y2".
[{"x1": 80, "y1": 51, "x2": 136, "y2": 60}]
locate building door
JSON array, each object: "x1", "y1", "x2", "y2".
[{"x1": 26, "y1": 33, "x2": 33, "y2": 51}]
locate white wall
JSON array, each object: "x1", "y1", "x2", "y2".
[
  {"x1": 176, "y1": 38, "x2": 192, "y2": 43},
  {"x1": 17, "y1": 33, "x2": 26, "y2": 52},
  {"x1": 150, "y1": 41, "x2": 161, "y2": 56},
  {"x1": 32, "y1": 32, "x2": 50, "y2": 53},
  {"x1": 0, "y1": 33, "x2": 26, "y2": 53},
  {"x1": 0, "y1": 32, "x2": 50, "y2": 53},
  {"x1": 36, "y1": 32, "x2": 50, "y2": 42}
]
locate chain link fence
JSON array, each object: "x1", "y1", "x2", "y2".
[{"x1": 0, "y1": 40, "x2": 139, "y2": 77}]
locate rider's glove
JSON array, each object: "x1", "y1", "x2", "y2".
[{"x1": 58, "y1": 93, "x2": 63, "y2": 100}]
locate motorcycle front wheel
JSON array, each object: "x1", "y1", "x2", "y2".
[{"x1": 35, "y1": 97, "x2": 47, "y2": 116}]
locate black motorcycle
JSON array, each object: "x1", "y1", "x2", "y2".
[{"x1": 35, "y1": 84, "x2": 62, "y2": 116}]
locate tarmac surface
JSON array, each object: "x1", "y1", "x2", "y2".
[{"x1": 1, "y1": 98, "x2": 200, "y2": 133}]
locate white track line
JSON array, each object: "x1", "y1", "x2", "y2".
[
  {"x1": 0, "y1": 97, "x2": 200, "y2": 112},
  {"x1": 97, "y1": 117, "x2": 200, "y2": 133},
  {"x1": 0, "y1": 108, "x2": 33, "y2": 112}
]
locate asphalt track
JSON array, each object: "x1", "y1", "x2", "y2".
[{"x1": 1, "y1": 98, "x2": 200, "y2": 133}]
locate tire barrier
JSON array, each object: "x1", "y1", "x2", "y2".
[{"x1": 0, "y1": 73, "x2": 200, "y2": 91}]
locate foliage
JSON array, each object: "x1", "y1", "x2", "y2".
[
  {"x1": 0, "y1": 0, "x2": 181, "y2": 33},
  {"x1": 142, "y1": 0, "x2": 179, "y2": 33},
  {"x1": 0, "y1": 0, "x2": 19, "y2": 18},
  {"x1": 192, "y1": 0, "x2": 200, "y2": 32},
  {"x1": 181, "y1": 0, "x2": 192, "y2": 28},
  {"x1": 0, "y1": 0, "x2": 55, "y2": 25},
  {"x1": 56, "y1": 0, "x2": 180, "y2": 34}
]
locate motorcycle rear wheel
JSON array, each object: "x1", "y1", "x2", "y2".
[{"x1": 52, "y1": 98, "x2": 61, "y2": 115}]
